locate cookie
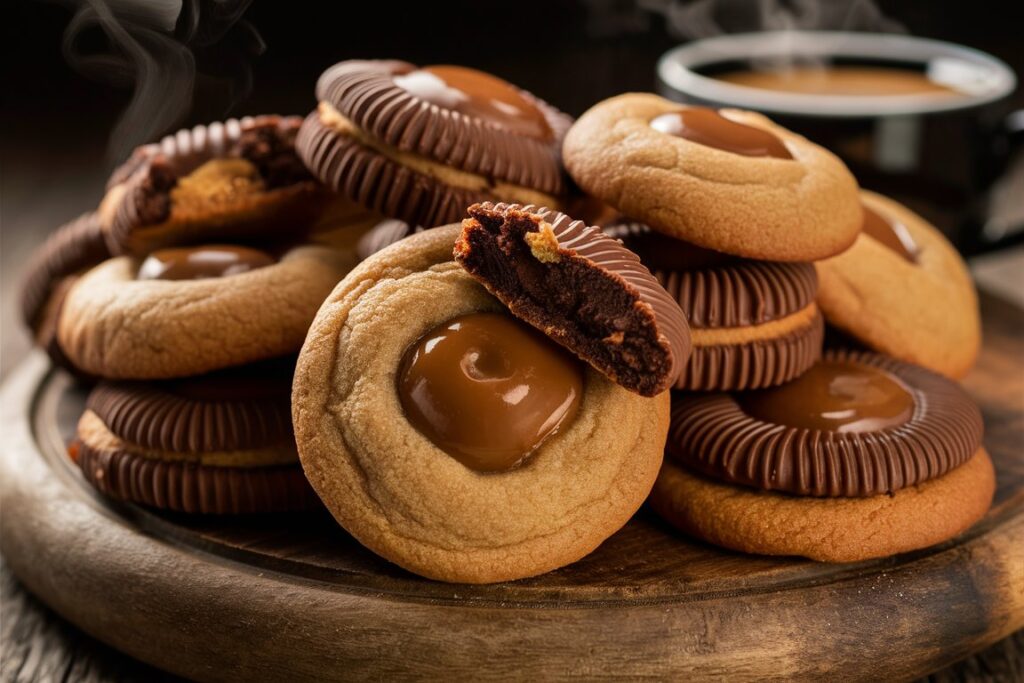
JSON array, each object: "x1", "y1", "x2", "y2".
[
  {"x1": 296, "y1": 60, "x2": 571, "y2": 228},
  {"x1": 606, "y1": 222, "x2": 822, "y2": 390},
  {"x1": 454, "y1": 203, "x2": 691, "y2": 397},
  {"x1": 649, "y1": 350, "x2": 993, "y2": 562},
  {"x1": 100, "y1": 116, "x2": 326, "y2": 255},
  {"x1": 20, "y1": 212, "x2": 111, "y2": 374},
  {"x1": 58, "y1": 243, "x2": 354, "y2": 379},
  {"x1": 562, "y1": 94, "x2": 861, "y2": 261},
  {"x1": 71, "y1": 359, "x2": 319, "y2": 514},
  {"x1": 815, "y1": 190, "x2": 981, "y2": 378},
  {"x1": 293, "y1": 225, "x2": 668, "y2": 583}
]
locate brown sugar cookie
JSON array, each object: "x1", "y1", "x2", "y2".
[
  {"x1": 100, "y1": 116, "x2": 327, "y2": 255},
  {"x1": 293, "y1": 225, "x2": 668, "y2": 584},
  {"x1": 454, "y1": 203, "x2": 691, "y2": 397},
  {"x1": 649, "y1": 350, "x2": 993, "y2": 562},
  {"x1": 562, "y1": 94, "x2": 861, "y2": 261},
  {"x1": 72, "y1": 359, "x2": 319, "y2": 514},
  {"x1": 815, "y1": 190, "x2": 981, "y2": 378},
  {"x1": 58, "y1": 243, "x2": 354, "y2": 379},
  {"x1": 606, "y1": 222, "x2": 822, "y2": 390},
  {"x1": 296, "y1": 60, "x2": 571, "y2": 228},
  {"x1": 20, "y1": 212, "x2": 111, "y2": 374}
]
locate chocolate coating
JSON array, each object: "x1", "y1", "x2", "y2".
[
  {"x1": 862, "y1": 203, "x2": 919, "y2": 263},
  {"x1": 136, "y1": 245, "x2": 275, "y2": 280},
  {"x1": 398, "y1": 313, "x2": 583, "y2": 472},
  {"x1": 650, "y1": 108, "x2": 793, "y2": 160},
  {"x1": 356, "y1": 219, "x2": 421, "y2": 261},
  {"x1": 739, "y1": 359, "x2": 915, "y2": 432},
  {"x1": 668, "y1": 350, "x2": 984, "y2": 497},
  {"x1": 455, "y1": 203, "x2": 691, "y2": 397}
]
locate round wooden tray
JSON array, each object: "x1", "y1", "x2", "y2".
[{"x1": 2, "y1": 291, "x2": 1022, "y2": 682}]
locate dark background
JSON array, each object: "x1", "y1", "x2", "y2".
[{"x1": 2, "y1": 1, "x2": 1024, "y2": 680}]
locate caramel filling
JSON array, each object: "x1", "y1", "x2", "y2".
[
  {"x1": 862, "y1": 203, "x2": 919, "y2": 263},
  {"x1": 397, "y1": 312, "x2": 583, "y2": 472},
  {"x1": 170, "y1": 158, "x2": 266, "y2": 212},
  {"x1": 650, "y1": 108, "x2": 792, "y2": 160},
  {"x1": 137, "y1": 244, "x2": 275, "y2": 280},
  {"x1": 394, "y1": 65, "x2": 553, "y2": 141},
  {"x1": 689, "y1": 303, "x2": 818, "y2": 345},
  {"x1": 739, "y1": 359, "x2": 915, "y2": 432},
  {"x1": 77, "y1": 410, "x2": 298, "y2": 468},
  {"x1": 317, "y1": 102, "x2": 559, "y2": 209}
]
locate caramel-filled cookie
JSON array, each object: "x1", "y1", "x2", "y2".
[
  {"x1": 607, "y1": 222, "x2": 822, "y2": 390},
  {"x1": 58, "y1": 243, "x2": 354, "y2": 379},
  {"x1": 297, "y1": 60, "x2": 571, "y2": 228},
  {"x1": 455, "y1": 203, "x2": 690, "y2": 397},
  {"x1": 72, "y1": 359, "x2": 319, "y2": 514},
  {"x1": 20, "y1": 212, "x2": 111, "y2": 375},
  {"x1": 816, "y1": 190, "x2": 981, "y2": 378},
  {"x1": 649, "y1": 350, "x2": 993, "y2": 562},
  {"x1": 293, "y1": 225, "x2": 668, "y2": 584},
  {"x1": 563, "y1": 94, "x2": 861, "y2": 261},
  {"x1": 100, "y1": 116, "x2": 326, "y2": 255}
]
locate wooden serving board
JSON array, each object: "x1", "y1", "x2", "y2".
[{"x1": 1, "y1": 291, "x2": 1022, "y2": 682}]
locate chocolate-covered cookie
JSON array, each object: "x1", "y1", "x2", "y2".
[
  {"x1": 606, "y1": 222, "x2": 822, "y2": 390},
  {"x1": 650, "y1": 350, "x2": 994, "y2": 562},
  {"x1": 72, "y1": 359, "x2": 318, "y2": 514},
  {"x1": 58, "y1": 243, "x2": 354, "y2": 379},
  {"x1": 297, "y1": 60, "x2": 571, "y2": 228},
  {"x1": 100, "y1": 116, "x2": 326, "y2": 255},
  {"x1": 20, "y1": 212, "x2": 111, "y2": 375},
  {"x1": 455, "y1": 203, "x2": 690, "y2": 397}
]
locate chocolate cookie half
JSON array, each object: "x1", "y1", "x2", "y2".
[
  {"x1": 297, "y1": 60, "x2": 571, "y2": 228},
  {"x1": 101, "y1": 116, "x2": 326, "y2": 255},
  {"x1": 20, "y1": 212, "x2": 111, "y2": 374},
  {"x1": 72, "y1": 359, "x2": 319, "y2": 514},
  {"x1": 649, "y1": 349, "x2": 993, "y2": 562},
  {"x1": 455, "y1": 203, "x2": 690, "y2": 396},
  {"x1": 606, "y1": 222, "x2": 822, "y2": 390}
]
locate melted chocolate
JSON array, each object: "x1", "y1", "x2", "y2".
[
  {"x1": 862, "y1": 204, "x2": 919, "y2": 263},
  {"x1": 739, "y1": 359, "x2": 914, "y2": 432},
  {"x1": 393, "y1": 65, "x2": 552, "y2": 141},
  {"x1": 649, "y1": 108, "x2": 792, "y2": 160},
  {"x1": 137, "y1": 245, "x2": 275, "y2": 281},
  {"x1": 398, "y1": 312, "x2": 583, "y2": 472}
]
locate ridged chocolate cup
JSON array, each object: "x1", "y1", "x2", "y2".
[
  {"x1": 315, "y1": 59, "x2": 570, "y2": 193},
  {"x1": 455, "y1": 202, "x2": 691, "y2": 397},
  {"x1": 668, "y1": 349, "x2": 984, "y2": 497},
  {"x1": 105, "y1": 115, "x2": 326, "y2": 255},
  {"x1": 296, "y1": 112, "x2": 498, "y2": 228},
  {"x1": 75, "y1": 443, "x2": 319, "y2": 514}
]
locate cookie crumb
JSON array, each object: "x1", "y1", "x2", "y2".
[
  {"x1": 604, "y1": 331, "x2": 625, "y2": 345},
  {"x1": 524, "y1": 221, "x2": 561, "y2": 263}
]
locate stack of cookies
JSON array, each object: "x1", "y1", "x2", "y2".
[{"x1": 22, "y1": 116, "x2": 354, "y2": 514}]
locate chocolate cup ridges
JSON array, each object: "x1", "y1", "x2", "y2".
[
  {"x1": 455, "y1": 202, "x2": 691, "y2": 397},
  {"x1": 104, "y1": 115, "x2": 325, "y2": 255}
]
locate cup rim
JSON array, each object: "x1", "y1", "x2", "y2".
[{"x1": 657, "y1": 31, "x2": 1017, "y2": 118}]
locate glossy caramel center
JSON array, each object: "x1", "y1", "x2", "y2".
[
  {"x1": 398, "y1": 312, "x2": 583, "y2": 471},
  {"x1": 394, "y1": 65, "x2": 552, "y2": 140},
  {"x1": 862, "y1": 204, "x2": 919, "y2": 263},
  {"x1": 137, "y1": 245, "x2": 275, "y2": 281},
  {"x1": 650, "y1": 108, "x2": 792, "y2": 159},
  {"x1": 739, "y1": 360, "x2": 915, "y2": 432}
]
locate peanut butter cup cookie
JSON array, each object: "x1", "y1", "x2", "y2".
[
  {"x1": 297, "y1": 60, "x2": 571, "y2": 228},
  {"x1": 563, "y1": 94, "x2": 861, "y2": 261},
  {"x1": 650, "y1": 350, "x2": 994, "y2": 562},
  {"x1": 816, "y1": 190, "x2": 981, "y2": 378},
  {"x1": 20, "y1": 212, "x2": 111, "y2": 374},
  {"x1": 100, "y1": 116, "x2": 326, "y2": 255},
  {"x1": 293, "y1": 225, "x2": 669, "y2": 583},
  {"x1": 72, "y1": 358, "x2": 318, "y2": 514},
  {"x1": 605, "y1": 222, "x2": 823, "y2": 390},
  {"x1": 58, "y1": 243, "x2": 353, "y2": 379}
]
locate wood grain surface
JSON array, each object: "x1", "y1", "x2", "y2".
[{"x1": 1, "y1": 291, "x2": 1022, "y2": 682}]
